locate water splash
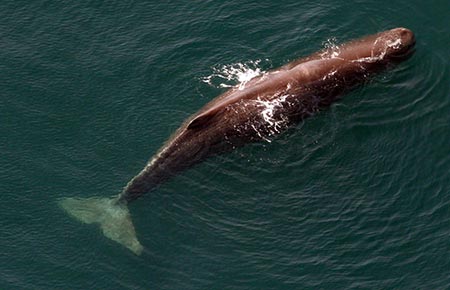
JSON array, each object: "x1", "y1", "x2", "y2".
[
  {"x1": 252, "y1": 92, "x2": 291, "y2": 142},
  {"x1": 320, "y1": 37, "x2": 341, "y2": 59},
  {"x1": 202, "y1": 60, "x2": 267, "y2": 90},
  {"x1": 358, "y1": 35, "x2": 404, "y2": 63}
]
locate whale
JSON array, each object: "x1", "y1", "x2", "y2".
[{"x1": 60, "y1": 27, "x2": 415, "y2": 254}]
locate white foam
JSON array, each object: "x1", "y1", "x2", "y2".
[
  {"x1": 387, "y1": 38, "x2": 402, "y2": 49},
  {"x1": 252, "y1": 92, "x2": 290, "y2": 142},
  {"x1": 320, "y1": 38, "x2": 341, "y2": 59},
  {"x1": 202, "y1": 60, "x2": 267, "y2": 90},
  {"x1": 367, "y1": 35, "x2": 403, "y2": 61}
]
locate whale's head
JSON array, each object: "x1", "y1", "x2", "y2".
[
  {"x1": 327, "y1": 27, "x2": 415, "y2": 65},
  {"x1": 372, "y1": 27, "x2": 416, "y2": 61}
]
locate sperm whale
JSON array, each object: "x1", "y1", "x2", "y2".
[{"x1": 60, "y1": 28, "x2": 416, "y2": 254}]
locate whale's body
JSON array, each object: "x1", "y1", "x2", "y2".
[{"x1": 60, "y1": 28, "x2": 415, "y2": 254}]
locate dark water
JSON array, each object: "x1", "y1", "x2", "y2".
[{"x1": 1, "y1": 0, "x2": 450, "y2": 289}]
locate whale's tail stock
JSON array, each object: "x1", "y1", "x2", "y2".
[{"x1": 58, "y1": 197, "x2": 143, "y2": 255}]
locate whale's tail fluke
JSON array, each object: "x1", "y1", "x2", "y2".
[{"x1": 58, "y1": 197, "x2": 143, "y2": 255}]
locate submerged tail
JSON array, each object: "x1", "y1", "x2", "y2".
[{"x1": 58, "y1": 197, "x2": 143, "y2": 255}]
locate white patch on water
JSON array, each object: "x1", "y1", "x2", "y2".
[
  {"x1": 320, "y1": 38, "x2": 341, "y2": 59},
  {"x1": 353, "y1": 55, "x2": 381, "y2": 63},
  {"x1": 364, "y1": 35, "x2": 403, "y2": 62},
  {"x1": 252, "y1": 92, "x2": 291, "y2": 142},
  {"x1": 386, "y1": 38, "x2": 402, "y2": 49},
  {"x1": 202, "y1": 60, "x2": 267, "y2": 90}
]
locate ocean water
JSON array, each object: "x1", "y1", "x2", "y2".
[{"x1": 1, "y1": 0, "x2": 449, "y2": 289}]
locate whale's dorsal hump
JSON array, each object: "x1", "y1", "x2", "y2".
[
  {"x1": 187, "y1": 109, "x2": 220, "y2": 130},
  {"x1": 187, "y1": 87, "x2": 247, "y2": 130}
]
